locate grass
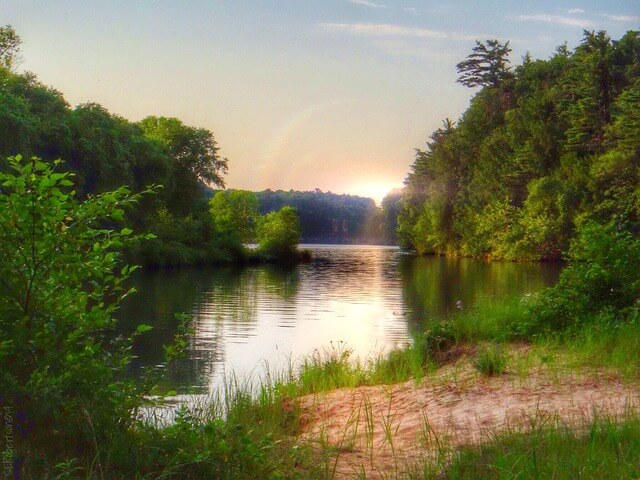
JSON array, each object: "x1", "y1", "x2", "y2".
[
  {"x1": 34, "y1": 295, "x2": 640, "y2": 479},
  {"x1": 287, "y1": 340, "x2": 425, "y2": 396},
  {"x1": 416, "y1": 413, "x2": 640, "y2": 479},
  {"x1": 473, "y1": 344, "x2": 508, "y2": 376},
  {"x1": 27, "y1": 369, "x2": 326, "y2": 480}
]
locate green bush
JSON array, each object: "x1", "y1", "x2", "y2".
[
  {"x1": 0, "y1": 155, "x2": 154, "y2": 475},
  {"x1": 419, "y1": 321, "x2": 458, "y2": 364},
  {"x1": 530, "y1": 220, "x2": 640, "y2": 333},
  {"x1": 256, "y1": 206, "x2": 301, "y2": 261}
]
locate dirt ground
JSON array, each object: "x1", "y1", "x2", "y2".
[{"x1": 297, "y1": 353, "x2": 640, "y2": 479}]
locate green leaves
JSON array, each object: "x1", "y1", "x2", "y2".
[
  {"x1": 210, "y1": 189, "x2": 259, "y2": 244},
  {"x1": 0, "y1": 154, "x2": 155, "y2": 468},
  {"x1": 135, "y1": 324, "x2": 153, "y2": 334},
  {"x1": 256, "y1": 206, "x2": 301, "y2": 260}
]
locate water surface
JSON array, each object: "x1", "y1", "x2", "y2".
[{"x1": 118, "y1": 245, "x2": 560, "y2": 392}]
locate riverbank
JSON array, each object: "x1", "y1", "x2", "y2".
[
  {"x1": 297, "y1": 343, "x2": 640, "y2": 479},
  {"x1": 132, "y1": 335, "x2": 640, "y2": 480},
  {"x1": 23, "y1": 296, "x2": 640, "y2": 479}
]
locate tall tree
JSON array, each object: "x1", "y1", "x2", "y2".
[
  {"x1": 456, "y1": 39, "x2": 513, "y2": 88},
  {"x1": 139, "y1": 116, "x2": 228, "y2": 215},
  {"x1": 0, "y1": 25, "x2": 21, "y2": 70}
]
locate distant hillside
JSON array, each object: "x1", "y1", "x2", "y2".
[{"x1": 256, "y1": 189, "x2": 387, "y2": 244}]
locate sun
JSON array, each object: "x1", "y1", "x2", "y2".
[{"x1": 348, "y1": 180, "x2": 400, "y2": 205}]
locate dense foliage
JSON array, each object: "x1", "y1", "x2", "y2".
[
  {"x1": 256, "y1": 205, "x2": 302, "y2": 260},
  {"x1": 209, "y1": 190, "x2": 306, "y2": 262},
  {"x1": 0, "y1": 28, "x2": 235, "y2": 266},
  {"x1": 397, "y1": 30, "x2": 640, "y2": 261},
  {"x1": 0, "y1": 156, "x2": 150, "y2": 474}
]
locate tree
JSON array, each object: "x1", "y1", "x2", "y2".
[
  {"x1": 563, "y1": 30, "x2": 615, "y2": 155},
  {"x1": 210, "y1": 189, "x2": 259, "y2": 243},
  {"x1": 0, "y1": 25, "x2": 21, "y2": 70},
  {"x1": 456, "y1": 39, "x2": 512, "y2": 88},
  {"x1": 256, "y1": 206, "x2": 301, "y2": 260},
  {"x1": 139, "y1": 116, "x2": 228, "y2": 215}
]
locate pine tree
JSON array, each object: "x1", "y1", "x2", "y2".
[{"x1": 456, "y1": 39, "x2": 513, "y2": 88}]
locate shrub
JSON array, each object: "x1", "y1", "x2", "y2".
[
  {"x1": 419, "y1": 321, "x2": 458, "y2": 364},
  {"x1": 530, "y1": 220, "x2": 640, "y2": 333},
  {"x1": 0, "y1": 155, "x2": 153, "y2": 475}
]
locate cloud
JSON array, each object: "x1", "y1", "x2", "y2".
[
  {"x1": 318, "y1": 22, "x2": 478, "y2": 41},
  {"x1": 403, "y1": 7, "x2": 418, "y2": 13},
  {"x1": 370, "y1": 38, "x2": 456, "y2": 59},
  {"x1": 348, "y1": 0, "x2": 387, "y2": 8},
  {"x1": 515, "y1": 14, "x2": 595, "y2": 28},
  {"x1": 603, "y1": 14, "x2": 640, "y2": 22},
  {"x1": 567, "y1": 8, "x2": 585, "y2": 14}
]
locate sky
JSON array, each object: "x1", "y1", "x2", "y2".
[{"x1": 2, "y1": 1, "x2": 639, "y2": 203}]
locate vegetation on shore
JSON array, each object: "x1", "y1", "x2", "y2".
[
  {"x1": 0, "y1": 26, "x2": 310, "y2": 268},
  {"x1": 395, "y1": 30, "x2": 640, "y2": 261}
]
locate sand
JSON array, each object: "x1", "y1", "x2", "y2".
[{"x1": 297, "y1": 354, "x2": 640, "y2": 479}]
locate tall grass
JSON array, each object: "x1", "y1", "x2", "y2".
[
  {"x1": 289, "y1": 341, "x2": 425, "y2": 396},
  {"x1": 417, "y1": 413, "x2": 640, "y2": 479},
  {"x1": 473, "y1": 344, "x2": 508, "y2": 376},
  {"x1": 43, "y1": 370, "x2": 325, "y2": 480}
]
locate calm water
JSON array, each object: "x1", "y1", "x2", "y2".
[{"x1": 118, "y1": 245, "x2": 560, "y2": 393}]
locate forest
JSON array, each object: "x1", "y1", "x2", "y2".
[
  {"x1": 395, "y1": 30, "x2": 640, "y2": 261},
  {"x1": 247, "y1": 188, "x2": 394, "y2": 244}
]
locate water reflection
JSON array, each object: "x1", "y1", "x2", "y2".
[
  {"x1": 398, "y1": 256, "x2": 561, "y2": 335},
  {"x1": 117, "y1": 246, "x2": 560, "y2": 393}
]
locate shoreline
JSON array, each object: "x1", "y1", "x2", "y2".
[{"x1": 296, "y1": 343, "x2": 640, "y2": 479}]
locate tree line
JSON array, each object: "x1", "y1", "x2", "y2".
[
  {"x1": 211, "y1": 188, "x2": 398, "y2": 244},
  {"x1": 0, "y1": 25, "x2": 310, "y2": 265},
  {"x1": 394, "y1": 30, "x2": 640, "y2": 260}
]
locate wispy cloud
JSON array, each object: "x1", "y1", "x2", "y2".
[
  {"x1": 370, "y1": 38, "x2": 456, "y2": 59},
  {"x1": 348, "y1": 0, "x2": 387, "y2": 8},
  {"x1": 319, "y1": 22, "x2": 478, "y2": 41},
  {"x1": 603, "y1": 14, "x2": 640, "y2": 22},
  {"x1": 567, "y1": 8, "x2": 585, "y2": 14},
  {"x1": 515, "y1": 14, "x2": 595, "y2": 28}
]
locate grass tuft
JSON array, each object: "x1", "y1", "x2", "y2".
[{"x1": 473, "y1": 344, "x2": 508, "y2": 376}]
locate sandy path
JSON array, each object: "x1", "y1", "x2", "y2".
[{"x1": 298, "y1": 361, "x2": 639, "y2": 479}]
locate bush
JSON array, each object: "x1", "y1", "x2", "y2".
[
  {"x1": 419, "y1": 321, "x2": 458, "y2": 364},
  {"x1": 256, "y1": 206, "x2": 301, "y2": 261},
  {"x1": 530, "y1": 220, "x2": 640, "y2": 333},
  {"x1": 0, "y1": 155, "x2": 153, "y2": 475}
]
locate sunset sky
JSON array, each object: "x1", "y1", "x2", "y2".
[{"x1": 3, "y1": 0, "x2": 638, "y2": 203}]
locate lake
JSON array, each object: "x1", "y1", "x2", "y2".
[{"x1": 118, "y1": 245, "x2": 560, "y2": 393}]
